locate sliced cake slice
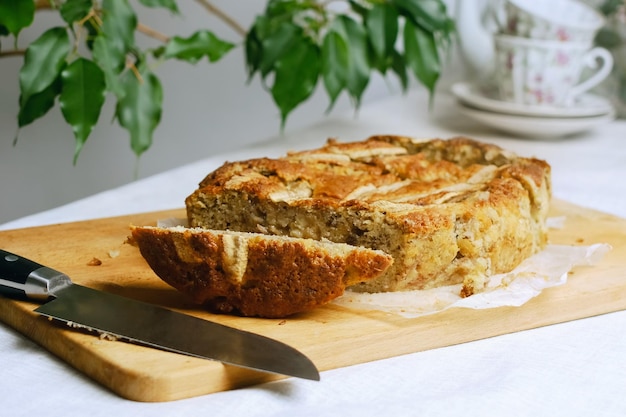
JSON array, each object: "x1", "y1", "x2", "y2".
[{"x1": 131, "y1": 225, "x2": 393, "y2": 318}]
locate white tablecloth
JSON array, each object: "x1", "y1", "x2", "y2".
[{"x1": 2, "y1": 90, "x2": 626, "y2": 417}]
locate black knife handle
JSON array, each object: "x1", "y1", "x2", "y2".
[{"x1": 0, "y1": 249, "x2": 70, "y2": 301}]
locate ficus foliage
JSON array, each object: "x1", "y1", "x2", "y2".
[{"x1": 0, "y1": 0, "x2": 454, "y2": 163}]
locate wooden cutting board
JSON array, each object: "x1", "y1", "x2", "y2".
[{"x1": 0, "y1": 199, "x2": 625, "y2": 402}]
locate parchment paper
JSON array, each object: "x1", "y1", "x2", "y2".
[{"x1": 332, "y1": 243, "x2": 612, "y2": 318}]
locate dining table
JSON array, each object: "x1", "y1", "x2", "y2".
[{"x1": 1, "y1": 88, "x2": 625, "y2": 417}]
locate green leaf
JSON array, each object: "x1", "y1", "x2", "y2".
[
  {"x1": 348, "y1": 0, "x2": 369, "y2": 19},
  {"x1": 139, "y1": 0, "x2": 179, "y2": 14},
  {"x1": 392, "y1": 0, "x2": 450, "y2": 33},
  {"x1": 246, "y1": 14, "x2": 299, "y2": 80},
  {"x1": 115, "y1": 66, "x2": 163, "y2": 157},
  {"x1": 93, "y1": 0, "x2": 136, "y2": 97},
  {"x1": 0, "y1": 24, "x2": 9, "y2": 36},
  {"x1": 59, "y1": 58, "x2": 107, "y2": 164},
  {"x1": 271, "y1": 36, "x2": 319, "y2": 128},
  {"x1": 59, "y1": 0, "x2": 92, "y2": 24},
  {"x1": 403, "y1": 19, "x2": 440, "y2": 97},
  {"x1": 390, "y1": 49, "x2": 409, "y2": 92},
  {"x1": 18, "y1": 69, "x2": 63, "y2": 128},
  {"x1": 164, "y1": 30, "x2": 235, "y2": 64},
  {"x1": 331, "y1": 15, "x2": 370, "y2": 108},
  {"x1": 0, "y1": 0, "x2": 35, "y2": 36},
  {"x1": 249, "y1": 14, "x2": 272, "y2": 40},
  {"x1": 92, "y1": 34, "x2": 126, "y2": 98},
  {"x1": 19, "y1": 27, "x2": 70, "y2": 107},
  {"x1": 264, "y1": 0, "x2": 310, "y2": 19},
  {"x1": 258, "y1": 21, "x2": 300, "y2": 78},
  {"x1": 599, "y1": 0, "x2": 624, "y2": 16},
  {"x1": 244, "y1": 24, "x2": 263, "y2": 80},
  {"x1": 101, "y1": 0, "x2": 137, "y2": 56},
  {"x1": 321, "y1": 30, "x2": 349, "y2": 111},
  {"x1": 595, "y1": 27, "x2": 622, "y2": 49},
  {"x1": 151, "y1": 45, "x2": 166, "y2": 58},
  {"x1": 366, "y1": 3, "x2": 398, "y2": 68}
]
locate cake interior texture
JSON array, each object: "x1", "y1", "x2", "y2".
[{"x1": 186, "y1": 136, "x2": 551, "y2": 296}]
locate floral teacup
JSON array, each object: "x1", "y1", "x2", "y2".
[
  {"x1": 501, "y1": 0, "x2": 605, "y2": 42},
  {"x1": 494, "y1": 35, "x2": 613, "y2": 107}
]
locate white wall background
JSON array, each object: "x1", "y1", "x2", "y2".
[{"x1": 0, "y1": 1, "x2": 461, "y2": 225}]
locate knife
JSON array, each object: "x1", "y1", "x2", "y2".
[{"x1": 0, "y1": 249, "x2": 320, "y2": 381}]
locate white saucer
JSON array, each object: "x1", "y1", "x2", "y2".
[
  {"x1": 451, "y1": 82, "x2": 614, "y2": 118},
  {"x1": 458, "y1": 103, "x2": 616, "y2": 139}
]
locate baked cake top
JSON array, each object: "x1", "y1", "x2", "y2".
[{"x1": 192, "y1": 135, "x2": 551, "y2": 226}]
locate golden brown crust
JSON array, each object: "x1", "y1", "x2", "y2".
[
  {"x1": 186, "y1": 135, "x2": 551, "y2": 297},
  {"x1": 131, "y1": 226, "x2": 393, "y2": 318}
]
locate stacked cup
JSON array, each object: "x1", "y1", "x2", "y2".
[{"x1": 493, "y1": 0, "x2": 612, "y2": 107}]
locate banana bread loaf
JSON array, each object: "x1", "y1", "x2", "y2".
[{"x1": 185, "y1": 135, "x2": 551, "y2": 298}]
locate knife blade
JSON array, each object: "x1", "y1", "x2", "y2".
[{"x1": 0, "y1": 249, "x2": 320, "y2": 381}]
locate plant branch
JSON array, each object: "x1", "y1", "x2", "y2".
[
  {"x1": 0, "y1": 49, "x2": 26, "y2": 58},
  {"x1": 35, "y1": 0, "x2": 57, "y2": 9},
  {"x1": 137, "y1": 22, "x2": 171, "y2": 43},
  {"x1": 194, "y1": 0, "x2": 247, "y2": 37}
]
